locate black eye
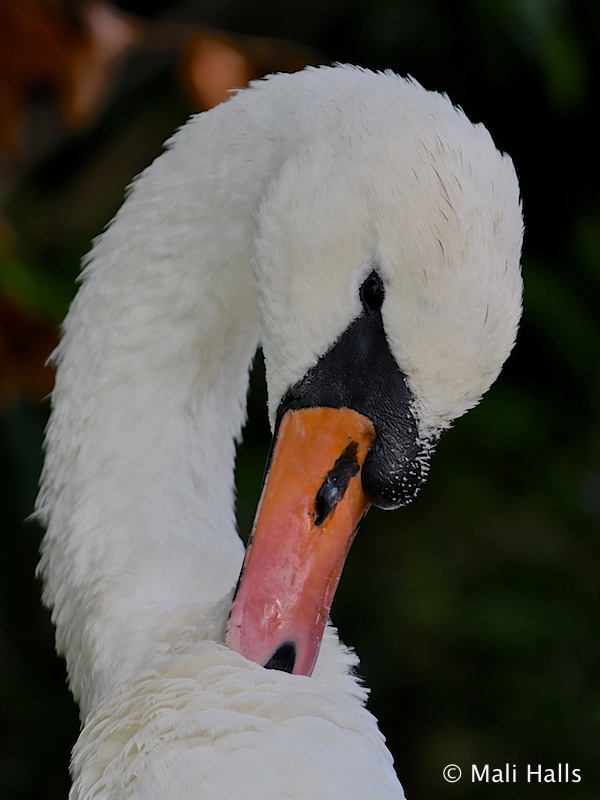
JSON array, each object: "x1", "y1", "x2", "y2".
[{"x1": 359, "y1": 269, "x2": 385, "y2": 312}]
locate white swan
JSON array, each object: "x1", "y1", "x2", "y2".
[{"x1": 37, "y1": 65, "x2": 523, "y2": 799}]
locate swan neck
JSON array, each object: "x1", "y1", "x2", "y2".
[{"x1": 36, "y1": 106, "x2": 278, "y2": 711}]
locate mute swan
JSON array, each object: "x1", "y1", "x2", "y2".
[{"x1": 37, "y1": 65, "x2": 523, "y2": 799}]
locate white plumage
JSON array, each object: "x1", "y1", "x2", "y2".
[{"x1": 37, "y1": 65, "x2": 523, "y2": 799}]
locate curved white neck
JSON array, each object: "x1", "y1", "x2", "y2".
[{"x1": 37, "y1": 99, "x2": 291, "y2": 713}]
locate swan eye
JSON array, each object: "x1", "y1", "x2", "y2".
[{"x1": 359, "y1": 270, "x2": 385, "y2": 312}]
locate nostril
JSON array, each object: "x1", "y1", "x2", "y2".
[
  {"x1": 315, "y1": 479, "x2": 343, "y2": 526},
  {"x1": 264, "y1": 642, "x2": 297, "y2": 673},
  {"x1": 314, "y1": 442, "x2": 360, "y2": 526}
]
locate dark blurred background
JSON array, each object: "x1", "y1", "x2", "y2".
[{"x1": 1, "y1": 1, "x2": 598, "y2": 799}]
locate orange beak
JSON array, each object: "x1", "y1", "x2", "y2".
[{"x1": 227, "y1": 406, "x2": 375, "y2": 676}]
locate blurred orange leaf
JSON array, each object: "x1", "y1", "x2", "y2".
[
  {"x1": 0, "y1": 0, "x2": 72, "y2": 153},
  {"x1": 0, "y1": 0, "x2": 145, "y2": 154},
  {"x1": 180, "y1": 31, "x2": 322, "y2": 110},
  {"x1": 62, "y1": 0, "x2": 145, "y2": 127}
]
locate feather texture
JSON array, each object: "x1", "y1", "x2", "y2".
[{"x1": 36, "y1": 65, "x2": 522, "y2": 799}]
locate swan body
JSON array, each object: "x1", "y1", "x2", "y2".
[{"x1": 37, "y1": 65, "x2": 523, "y2": 799}]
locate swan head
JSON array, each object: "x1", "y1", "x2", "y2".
[{"x1": 228, "y1": 67, "x2": 523, "y2": 677}]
